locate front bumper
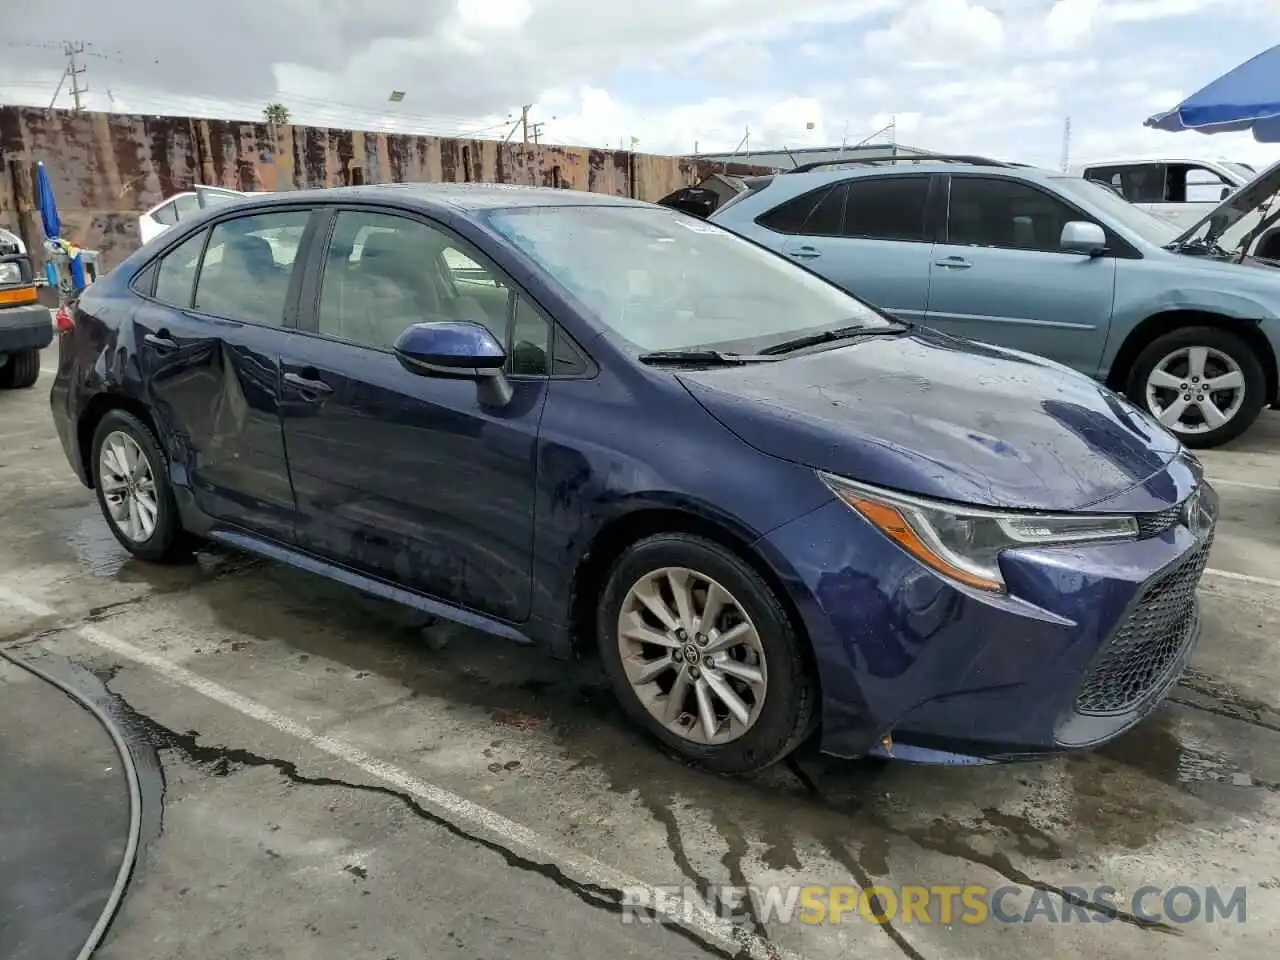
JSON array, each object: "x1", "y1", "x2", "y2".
[
  {"x1": 757, "y1": 453, "x2": 1215, "y2": 763},
  {"x1": 0, "y1": 302, "x2": 53, "y2": 354}
]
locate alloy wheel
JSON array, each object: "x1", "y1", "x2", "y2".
[
  {"x1": 99, "y1": 430, "x2": 159, "y2": 543},
  {"x1": 1145, "y1": 345, "x2": 1246, "y2": 435},
  {"x1": 616, "y1": 566, "x2": 768, "y2": 745}
]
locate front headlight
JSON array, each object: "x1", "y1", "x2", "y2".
[
  {"x1": 0, "y1": 262, "x2": 21, "y2": 285},
  {"x1": 820, "y1": 472, "x2": 1139, "y2": 592}
]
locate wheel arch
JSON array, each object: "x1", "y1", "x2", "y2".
[
  {"x1": 77, "y1": 392, "x2": 160, "y2": 489},
  {"x1": 567, "y1": 505, "x2": 820, "y2": 690},
  {"x1": 1105, "y1": 310, "x2": 1278, "y2": 408}
]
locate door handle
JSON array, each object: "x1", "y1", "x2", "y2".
[
  {"x1": 144, "y1": 332, "x2": 178, "y2": 351},
  {"x1": 284, "y1": 371, "x2": 334, "y2": 396},
  {"x1": 788, "y1": 246, "x2": 822, "y2": 259},
  {"x1": 934, "y1": 257, "x2": 972, "y2": 269}
]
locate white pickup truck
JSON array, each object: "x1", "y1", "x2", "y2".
[{"x1": 1072, "y1": 158, "x2": 1257, "y2": 229}]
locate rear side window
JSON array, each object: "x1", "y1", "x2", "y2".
[
  {"x1": 756, "y1": 186, "x2": 829, "y2": 233},
  {"x1": 152, "y1": 229, "x2": 208, "y2": 308},
  {"x1": 843, "y1": 177, "x2": 930, "y2": 242},
  {"x1": 193, "y1": 210, "x2": 311, "y2": 327}
]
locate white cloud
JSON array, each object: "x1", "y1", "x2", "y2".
[
  {"x1": 864, "y1": 0, "x2": 1003, "y2": 67},
  {"x1": 0, "y1": 0, "x2": 1276, "y2": 174}
]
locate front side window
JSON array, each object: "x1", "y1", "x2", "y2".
[
  {"x1": 843, "y1": 177, "x2": 929, "y2": 241},
  {"x1": 948, "y1": 177, "x2": 1089, "y2": 253},
  {"x1": 153, "y1": 229, "x2": 207, "y2": 307},
  {"x1": 315, "y1": 210, "x2": 552, "y2": 375},
  {"x1": 193, "y1": 210, "x2": 310, "y2": 326},
  {"x1": 1169, "y1": 164, "x2": 1235, "y2": 204},
  {"x1": 482, "y1": 204, "x2": 892, "y2": 353}
]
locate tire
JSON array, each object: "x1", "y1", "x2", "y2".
[
  {"x1": 1125, "y1": 326, "x2": 1267, "y2": 449},
  {"x1": 90, "y1": 409, "x2": 189, "y2": 563},
  {"x1": 0, "y1": 350, "x2": 39, "y2": 389},
  {"x1": 596, "y1": 533, "x2": 818, "y2": 774}
]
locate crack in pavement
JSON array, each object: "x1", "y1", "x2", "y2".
[
  {"x1": 96, "y1": 671, "x2": 765, "y2": 960},
  {"x1": 785, "y1": 760, "x2": 927, "y2": 960}
]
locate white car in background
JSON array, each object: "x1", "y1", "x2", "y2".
[
  {"x1": 1073, "y1": 158, "x2": 1257, "y2": 229},
  {"x1": 138, "y1": 185, "x2": 264, "y2": 244}
]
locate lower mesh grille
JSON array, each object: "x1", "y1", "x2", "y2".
[
  {"x1": 1074, "y1": 538, "x2": 1211, "y2": 716},
  {"x1": 1136, "y1": 505, "x2": 1180, "y2": 539}
]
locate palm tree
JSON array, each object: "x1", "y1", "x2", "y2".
[{"x1": 263, "y1": 102, "x2": 291, "y2": 126}]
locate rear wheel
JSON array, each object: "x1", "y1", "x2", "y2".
[
  {"x1": 90, "y1": 409, "x2": 189, "y2": 562},
  {"x1": 596, "y1": 533, "x2": 818, "y2": 774},
  {"x1": 1126, "y1": 326, "x2": 1267, "y2": 449},
  {"x1": 0, "y1": 350, "x2": 39, "y2": 389}
]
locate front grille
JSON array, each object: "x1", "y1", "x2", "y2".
[
  {"x1": 1074, "y1": 537, "x2": 1212, "y2": 716},
  {"x1": 1136, "y1": 505, "x2": 1180, "y2": 539}
]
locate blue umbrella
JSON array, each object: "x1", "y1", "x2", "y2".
[
  {"x1": 35, "y1": 160, "x2": 61, "y2": 239},
  {"x1": 1145, "y1": 44, "x2": 1280, "y2": 142}
]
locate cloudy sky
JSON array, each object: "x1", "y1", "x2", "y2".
[{"x1": 2, "y1": 0, "x2": 1278, "y2": 168}]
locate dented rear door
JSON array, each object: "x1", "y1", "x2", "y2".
[{"x1": 135, "y1": 207, "x2": 320, "y2": 541}]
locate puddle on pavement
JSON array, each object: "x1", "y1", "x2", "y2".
[{"x1": 29, "y1": 503, "x2": 258, "y2": 587}]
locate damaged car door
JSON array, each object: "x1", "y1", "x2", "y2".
[{"x1": 133, "y1": 208, "x2": 315, "y2": 540}]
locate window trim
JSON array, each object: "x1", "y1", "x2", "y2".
[
  {"x1": 129, "y1": 205, "x2": 322, "y2": 327},
  {"x1": 296, "y1": 203, "x2": 598, "y2": 381},
  {"x1": 941, "y1": 173, "x2": 1142, "y2": 260}
]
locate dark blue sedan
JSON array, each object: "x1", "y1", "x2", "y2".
[{"x1": 49, "y1": 183, "x2": 1218, "y2": 773}]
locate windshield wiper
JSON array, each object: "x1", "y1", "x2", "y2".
[
  {"x1": 1165, "y1": 237, "x2": 1231, "y2": 258},
  {"x1": 759, "y1": 321, "x2": 907, "y2": 356},
  {"x1": 637, "y1": 349, "x2": 772, "y2": 366}
]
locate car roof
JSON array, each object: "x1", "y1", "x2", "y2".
[
  {"x1": 777, "y1": 162, "x2": 1062, "y2": 187},
  {"x1": 229, "y1": 182, "x2": 649, "y2": 215}
]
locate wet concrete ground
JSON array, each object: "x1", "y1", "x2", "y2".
[{"x1": 2, "y1": 341, "x2": 1278, "y2": 959}]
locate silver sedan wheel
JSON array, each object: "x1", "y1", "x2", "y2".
[
  {"x1": 616, "y1": 566, "x2": 767, "y2": 745},
  {"x1": 99, "y1": 431, "x2": 159, "y2": 543},
  {"x1": 1145, "y1": 345, "x2": 1246, "y2": 435}
]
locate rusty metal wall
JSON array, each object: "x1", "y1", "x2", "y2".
[{"x1": 0, "y1": 107, "x2": 772, "y2": 270}]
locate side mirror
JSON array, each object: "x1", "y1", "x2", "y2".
[
  {"x1": 1060, "y1": 221, "x2": 1107, "y2": 256},
  {"x1": 393, "y1": 320, "x2": 512, "y2": 407},
  {"x1": 1220, "y1": 186, "x2": 1232, "y2": 200}
]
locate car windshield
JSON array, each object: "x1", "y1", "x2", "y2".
[
  {"x1": 1050, "y1": 176, "x2": 1181, "y2": 247},
  {"x1": 481, "y1": 204, "x2": 892, "y2": 353}
]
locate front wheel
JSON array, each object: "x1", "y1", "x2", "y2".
[
  {"x1": 596, "y1": 534, "x2": 818, "y2": 774},
  {"x1": 1126, "y1": 326, "x2": 1268, "y2": 449}
]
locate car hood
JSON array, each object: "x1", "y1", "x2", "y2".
[
  {"x1": 676, "y1": 327, "x2": 1182, "y2": 511},
  {"x1": 1172, "y1": 154, "x2": 1280, "y2": 246}
]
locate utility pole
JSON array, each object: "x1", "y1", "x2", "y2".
[
  {"x1": 520, "y1": 103, "x2": 532, "y2": 145},
  {"x1": 530, "y1": 122, "x2": 543, "y2": 145},
  {"x1": 1060, "y1": 115, "x2": 1072, "y2": 172},
  {"x1": 64, "y1": 41, "x2": 88, "y2": 111}
]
